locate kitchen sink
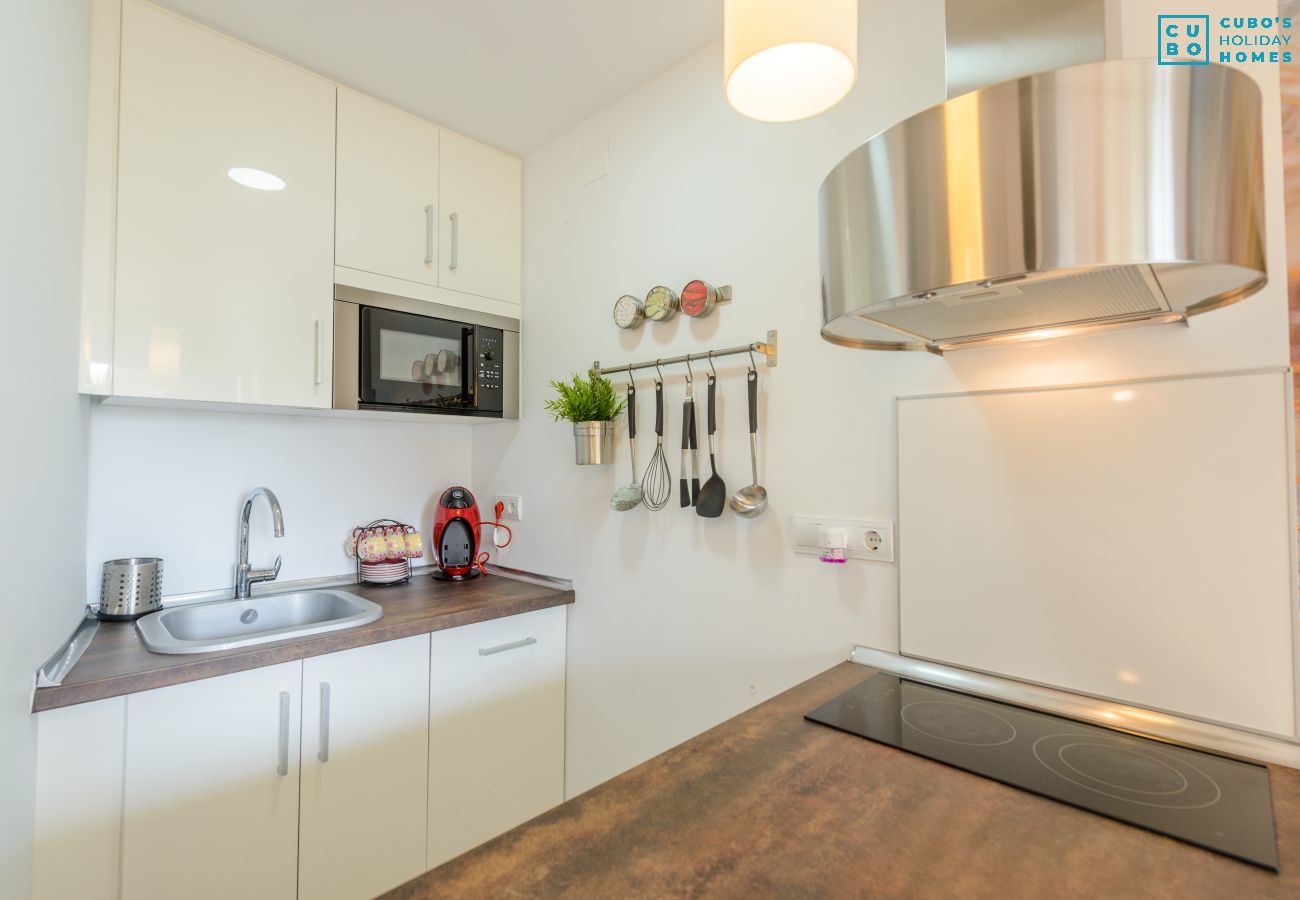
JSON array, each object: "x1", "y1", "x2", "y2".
[{"x1": 136, "y1": 589, "x2": 383, "y2": 654}]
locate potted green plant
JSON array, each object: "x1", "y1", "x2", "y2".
[{"x1": 544, "y1": 372, "x2": 626, "y2": 465}]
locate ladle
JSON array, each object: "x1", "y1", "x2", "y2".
[
  {"x1": 611, "y1": 381, "x2": 644, "y2": 511},
  {"x1": 729, "y1": 357, "x2": 767, "y2": 518}
]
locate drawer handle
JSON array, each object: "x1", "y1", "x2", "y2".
[
  {"x1": 479, "y1": 636, "x2": 536, "y2": 656},
  {"x1": 424, "y1": 204, "x2": 435, "y2": 265},
  {"x1": 318, "y1": 681, "x2": 331, "y2": 763},
  {"x1": 276, "y1": 690, "x2": 290, "y2": 776}
]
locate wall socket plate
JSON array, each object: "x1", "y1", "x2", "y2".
[
  {"x1": 494, "y1": 495, "x2": 522, "y2": 521},
  {"x1": 792, "y1": 516, "x2": 895, "y2": 563}
]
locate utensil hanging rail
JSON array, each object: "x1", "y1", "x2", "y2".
[{"x1": 592, "y1": 330, "x2": 777, "y2": 376}]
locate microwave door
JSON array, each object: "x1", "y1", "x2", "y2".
[{"x1": 360, "y1": 307, "x2": 472, "y2": 410}]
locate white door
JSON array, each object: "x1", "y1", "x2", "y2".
[
  {"x1": 428, "y1": 605, "x2": 566, "y2": 867},
  {"x1": 121, "y1": 662, "x2": 302, "y2": 900},
  {"x1": 335, "y1": 88, "x2": 441, "y2": 288},
  {"x1": 299, "y1": 636, "x2": 431, "y2": 900},
  {"x1": 33, "y1": 698, "x2": 126, "y2": 900},
  {"x1": 113, "y1": 1, "x2": 335, "y2": 407},
  {"x1": 437, "y1": 131, "x2": 522, "y2": 305}
]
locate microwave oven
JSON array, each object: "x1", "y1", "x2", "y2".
[{"x1": 333, "y1": 285, "x2": 519, "y2": 419}]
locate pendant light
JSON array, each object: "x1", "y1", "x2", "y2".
[{"x1": 723, "y1": 0, "x2": 858, "y2": 122}]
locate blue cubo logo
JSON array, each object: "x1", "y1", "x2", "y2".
[{"x1": 1158, "y1": 15, "x2": 1211, "y2": 64}]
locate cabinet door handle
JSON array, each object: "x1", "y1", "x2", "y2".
[
  {"x1": 448, "y1": 211, "x2": 459, "y2": 271},
  {"x1": 479, "y1": 636, "x2": 536, "y2": 656},
  {"x1": 317, "y1": 681, "x2": 331, "y2": 763},
  {"x1": 424, "y1": 205, "x2": 435, "y2": 265},
  {"x1": 314, "y1": 319, "x2": 324, "y2": 385},
  {"x1": 276, "y1": 690, "x2": 290, "y2": 776}
]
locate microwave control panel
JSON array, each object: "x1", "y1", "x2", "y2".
[{"x1": 475, "y1": 327, "x2": 505, "y2": 412}]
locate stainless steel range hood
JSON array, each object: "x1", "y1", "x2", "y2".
[{"x1": 818, "y1": 1, "x2": 1267, "y2": 354}]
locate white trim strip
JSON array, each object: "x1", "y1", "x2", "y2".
[{"x1": 850, "y1": 646, "x2": 1300, "y2": 768}]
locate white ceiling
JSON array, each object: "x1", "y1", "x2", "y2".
[{"x1": 152, "y1": 0, "x2": 723, "y2": 156}]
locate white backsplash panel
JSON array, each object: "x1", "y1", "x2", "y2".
[
  {"x1": 85, "y1": 404, "x2": 472, "y2": 601},
  {"x1": 898, "y1": 370, "x2": 1296, "y2": 738}
]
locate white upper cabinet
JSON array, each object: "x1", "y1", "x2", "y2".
[
  {"x1": 298, "y1": 636, "x2": 431, "y2": 900},
  {"x1": 113, "y1": 1, "x2": 335, "y2": 407},
  {"x1": 121, "y1": 662, "x2": 303, "y2": 900},
  {"x1": 335, "y1": 89, "x2": 441, "y2": 289},
  {"x1": 438, "y1": 131, "x2": 522, "y2": 305}
]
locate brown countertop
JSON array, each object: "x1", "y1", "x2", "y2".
[
  {"x1": 33, "y1": 573, "x2": 573, "y2": 712},
  {"x1": 387, "y1": 662, "x2": 1300, "y2": 899}
]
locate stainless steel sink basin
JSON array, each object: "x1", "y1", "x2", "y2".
[{"x1": 136, "y1": 589, "x2": 383, "y2": 654}]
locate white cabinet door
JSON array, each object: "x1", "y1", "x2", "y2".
[
  {"x1": 33, "y1": 697, "x2": 126, "y2": 900},
  {"x1": 428, "y1": 605, "x2": 566, "y2": 867},
  {"x1": 336, "y1": 89, "x2": 440, "y2": 288},
  {"x1": 121, "y1": 662, "x2": 302, "y2": 900},
  {"x1": 113, "y1": 1, "x2": 335, "y2": 407},
  {"x1": 299, "y1": 636, "x2": 431, "y2": 900},
  {"x1": 437, "y1": 131, "x2": 522, "y2": 305}
]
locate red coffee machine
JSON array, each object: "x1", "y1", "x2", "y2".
[{"x1": 431, "y1": 487, "x2": 482, "y2": 581}]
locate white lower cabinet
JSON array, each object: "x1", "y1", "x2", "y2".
[
  {"x1": 298, "y1": 636, "x2": 431, "y2": 900},
  {"x1": 33, "y1": 697, "x2": 126, "y2": 900},
  {"x1": 121, "y1": 661, "x2": 303, "y2": 900},
  {"x1": 32, "y1": 608, "x2": 567, "y2": 899},
  {"x1": 428, "y1": 605, "x2": 567, "y2": 867}
]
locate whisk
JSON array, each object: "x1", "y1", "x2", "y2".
[{"x1": 641, "y1": 369, "x2": 672, "y2": 510}]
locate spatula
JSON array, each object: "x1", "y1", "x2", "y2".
[{"x1": 695, "y1": 372, "x2": 726, "y2": 518}]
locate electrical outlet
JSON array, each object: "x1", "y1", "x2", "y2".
[
  {"x1": 792, "y1": 516, "x2": 894, "y2": 563},
  {"x1": 495, "y1": 495, "x2": 522, "y2": 521},
  {"x1": 859, "y1": 524, "x2": 896, "y2": 562}
]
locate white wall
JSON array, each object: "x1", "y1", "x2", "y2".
[
  {"x1": 0, "y1": 2, "x2": 92, "y2": 896},
  {"x1": 86, "y1": 406, "x2": 473, "y2": 598},
  {"x1": 474, "y1": 0, "x2": 1290, "y2": 796}
]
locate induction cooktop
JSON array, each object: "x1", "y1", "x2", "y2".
[{"x1": 805, "y1": 672, "x2": 1279, "y2": 871}]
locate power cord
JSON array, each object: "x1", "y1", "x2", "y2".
[{"x1": 473, "y1": 501, "x2": 513, "y2": 576}]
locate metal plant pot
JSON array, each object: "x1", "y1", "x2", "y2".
[{"x1": 573, "y1": 421, "x2": 615, "y2": 465}]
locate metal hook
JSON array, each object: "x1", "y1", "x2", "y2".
[
  {"x1": 684, "y1": 356, "x2": 694, "y2": 383},
  {"x1": 706, "y1": 350, "x2": 717, "y2": 379},
  {"x1": 654, "y1": 359, "x2": 664, "y2": 384},
  {"x1": 747, "y1": 347, "x2": 758, "y2": 373}
]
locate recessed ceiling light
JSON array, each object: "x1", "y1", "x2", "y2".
[
  {"x1": 1111, "y1": 389, "x2": 1136, "y2": 402},
  {"x1": 227, "y1": 167, "x2": 285, "y2": 191},
  {"x1": 724, "y1": 0, "x2": 858, "y2": 122}
]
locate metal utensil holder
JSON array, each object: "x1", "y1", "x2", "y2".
[{"x1": 98, "y1": 557, "x2": 164, "y2": 620}]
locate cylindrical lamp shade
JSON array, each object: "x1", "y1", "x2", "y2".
[{"x1": 724, "y1": 0, "x2": 858, "y2": 122}]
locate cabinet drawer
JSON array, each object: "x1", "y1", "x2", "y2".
[{"x1": 428, "y1": 605, "x2": 566, "y2": 866}]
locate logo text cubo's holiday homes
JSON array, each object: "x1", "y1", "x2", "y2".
[{"x1": 1159, "y1": 14, "x2": 1293, "y2": 66}]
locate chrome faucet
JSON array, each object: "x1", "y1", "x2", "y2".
[{"x1": 235, "y1": 487, "x2": 284, "y2": 599}]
